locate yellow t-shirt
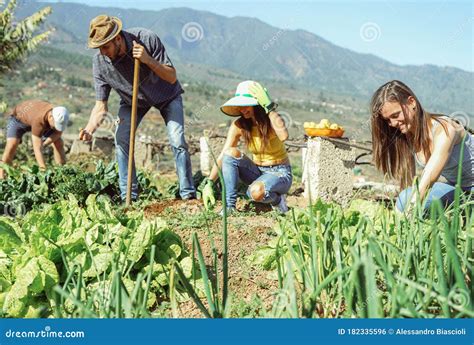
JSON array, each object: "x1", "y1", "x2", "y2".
[{"x1": 247, "y1": 126, "x2": 288, "y2": 165}]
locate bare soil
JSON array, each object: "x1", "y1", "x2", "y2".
[{"x1": 143, "y1": 197, "x2": 298, "y2": 317}]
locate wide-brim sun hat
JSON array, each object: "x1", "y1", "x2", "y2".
[
  {"x1": 88, "y1": 15, "x2": 123, "y2": 49},
  {"x1": 52, "y1": 106, "x2": 70, "y2": 132},
  {"x1": 220, "y1": 80, "x2": 259, "y2": 116}
]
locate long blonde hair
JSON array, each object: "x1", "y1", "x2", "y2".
[{"x1": 370, "y1": 80, "x2": 447, "y2": 189}]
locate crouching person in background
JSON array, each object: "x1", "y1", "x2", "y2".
[{"x1": 0, "y1": 99, "x2": 69, "y2": 179}]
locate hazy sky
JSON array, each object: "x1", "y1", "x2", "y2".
[{"x1": 44, "y1": 0, "x2": 473, "y2": 71}]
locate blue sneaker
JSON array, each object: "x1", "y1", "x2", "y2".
[
  {"x1": 272, "y1": 195, "x2": 289, "y2": 214},
  {"x1": 219, "y1": 207, "x2": 237, "y2": 217}
]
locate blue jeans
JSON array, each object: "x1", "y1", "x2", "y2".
[
  {"x1": 396, "y1": 182, "x2": 473, "y2": 213},
  {"x1": 115, "y1": 95, "x2": 196, "y2": 200},
  {"x1": 221, "y1": 152, "x2": 293, "y2": 208}
]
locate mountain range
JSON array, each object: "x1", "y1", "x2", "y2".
[{"x1": 15, "y1": 1, "x2": 474, "y2": 117}]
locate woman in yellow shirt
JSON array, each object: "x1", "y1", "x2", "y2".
[{"x1": 202, "y1": 81, "x2": 292, "y2": 214}]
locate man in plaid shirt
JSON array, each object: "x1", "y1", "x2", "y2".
[{"x1": 80, "y1": 15, "x2": 196, "y2": 201}]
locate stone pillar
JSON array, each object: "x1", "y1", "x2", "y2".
[
  {"x1": 92, "y1": 137, "x2": 115, "y2": 156},
  {"x1": 200, "y1": 137, "x2": 212, "y2": 176},
  {"x1": 135, "y1": 141, "x2": 156, "y2": 171},
  {"x1": 199, "y1": 136, "x2": 225, "y2": 176},
  {"x1": 303, "y1": 137, "x2": 355, "y2": 206},
  {"x1": 301, "y1": 147, "x2": 308, "y2": 187},
  {"x1": 69, "y1": 139, "x2": 92, "y2": 155}
]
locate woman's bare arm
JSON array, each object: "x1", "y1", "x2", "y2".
[
  {"x1": 413, "y1": 119, "x2": 465, "y2": 202},
  {"x1": 268, "y1": 111, "x2": 289, "y2": 142}
]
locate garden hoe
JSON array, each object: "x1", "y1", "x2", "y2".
[{"x1": 126, "y1": 58, "x2": 140, "y2": 207}]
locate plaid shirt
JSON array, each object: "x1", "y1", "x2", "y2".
[{"x1": 92, "y1": 28, "x2": 183, "y2": 109}]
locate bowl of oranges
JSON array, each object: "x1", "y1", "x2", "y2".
[{"x1": 303, "y1": 119, "x2": 344, "y2": 138}]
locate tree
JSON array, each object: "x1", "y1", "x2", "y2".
[
  {"x1": 0, "y1": 0, "x2": 52, "y2": 111},
  {"x1": 0, "y1": 0, "x2": 52, "y2": 74}
]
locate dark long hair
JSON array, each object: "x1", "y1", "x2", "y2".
[
  {"x1": 236, "y1": 106, "x2": 274, "y2": 151},
  {"x1": 370, "y1": 80, "x2": 448, "y2": 189}
]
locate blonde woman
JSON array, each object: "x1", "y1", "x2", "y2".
[
  {"x1": 370, "y1": 80, "x2": 473, "y2": 213},
  {"x1": 202, "y1": 81, "x2": 292, "y2": 215}
]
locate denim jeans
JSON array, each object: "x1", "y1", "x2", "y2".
[
  {"x1": 6, "y1": 115, "x2": 55, "y2": 141},
  {"x1": 115, "y1": 95, "x2": 196, "y2": 200},
  {"x1": 221, "y1": 152, "x2": 292, "y2": 208},
  {"x1": 396, "y1": 182, "x2": 473, "y2": 213}
]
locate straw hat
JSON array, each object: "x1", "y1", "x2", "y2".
[{"x1": 88, "y1": 15, "x2": 123, "y2": 49}]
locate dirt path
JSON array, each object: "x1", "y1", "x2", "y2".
[{"x1": 143, "y1": 197, "x2": 299, "y2": 317}]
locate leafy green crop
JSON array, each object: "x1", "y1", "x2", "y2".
[
  {"x1": 0, "y1": 160, "x2": 161, "y2": 216},
  {"x1": 0, "y1": 194, "x2": 200, "y2": 318}
]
